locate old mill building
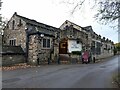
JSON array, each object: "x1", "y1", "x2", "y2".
[{"x1": 2, "y1": 12, "x2": 114, "y2": 65}]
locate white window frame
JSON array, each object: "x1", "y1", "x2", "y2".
[
  {"x1": 42, "y1": 38, "x2": 51, "y2": 49},
  {"x1": 9, "y1": 38, "x2": 16, "y2": 46}
]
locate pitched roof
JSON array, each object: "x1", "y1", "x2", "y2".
[
  {"x1": 14, "y1": 12, "x2": 59, "y2": 31},
  {"x1": 1, "y1": 45, "x2": 25, "y2": 55},
  {"x1": 64, "y1": 20, "x2": 85, "y2": 29},
  {"x1": 82, "y1": 26, "x2": 93, "y2": 32}
]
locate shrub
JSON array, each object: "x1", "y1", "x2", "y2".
[
  {"x1": 71, "y1": 51, "x2": 81, "y2": 55},
  {"x1": 113, "y1": 48, "x2": 117, "y2": 55}
]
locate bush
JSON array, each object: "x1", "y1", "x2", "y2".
[
  {"x1": 71, "y1": 51, "x2": 81, "y2": 55},
  {"x1": 113, "y1": 48, "x2": 117, "y2": 55}
]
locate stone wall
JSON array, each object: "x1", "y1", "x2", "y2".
[
  {"x1": 71, "y1": 54, "x2": 81, "y2": 63},
  {"x1": 28, "y1": 35, "x2": 39, "y2": 65},
  {"x1": 3, "y1": 14, "x2": 27, "y2": 51},
  {"x1": 28, "y1": 34, "x2": 55, "y2": 65},
  {"x1": 1, "y1": 54, "x2": 25, "y2": 66},
  {"x1": 60, "y1": 26, "x2": 88, "y2": 46}
]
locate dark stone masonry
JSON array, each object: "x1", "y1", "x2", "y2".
[{"x1": 2, "y1": 12, "x2": 114, "y2": 66}]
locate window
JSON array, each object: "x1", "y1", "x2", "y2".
[
  {"x1": 73, "y1": 28, "x2": 77, "y2": 35},
  {"x1": 64, "y1": 25, "x2": 68, "y2": 30},
  {"x1": 106, "y1": 45, "x2": 107, "y2": 49},
  {"x1": 18, "y1": 19, "x2": 22, "y2": 26},
  {"x1": 86, "y1": 35, "x2": 88, "y2": 39},
  {"x1": 6, "y1": 24, "x2": 9, "y2": 29},
  {"x1": 42, "y1": 39, "x2": 50, "y2": 48},
  {"x1": 9, "y1": 39, "x2": 16, "y2": 46},
  {"x1": 12, "y1": 20, "x2": 15, "y2": 30},
  {"x1": 43, "y1": 39, "x2": 46, "y2": 47},
  {"x1": 19, "y1": 19, "x2": 21, "y2": 24},
  {"x1": 96, "y1": 42, "x2": 101, "y2": 55},
  {"x1": 77, "y1": 40, "x2": 80, "y2": 44},
  {"x1": 47, "y1": 39, "x2": 50, "y2": 48}
]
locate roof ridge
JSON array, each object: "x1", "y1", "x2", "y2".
[
  {"x1": 15, "y1": 12, "x2": 58, "y2": 29},
  {"x1": 66, "y1": 20, "x2": 83, "y2": 28}
]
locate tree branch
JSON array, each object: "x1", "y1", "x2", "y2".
[{"x1": 70, "y1": 0, "x2": 85, "y2": 14}]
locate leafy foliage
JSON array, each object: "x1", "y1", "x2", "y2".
[
  {"x1": 115, "y1": 42, "x2": 120, "y2": 51},
  {"x1": 113, "y1": 48, "x2": 117, "y2": 55},
  {"x1": 71, "y1": 51, "x2": 81, "y2": 55}
]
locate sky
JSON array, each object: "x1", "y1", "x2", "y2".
[{"x1": 1, "y1": 0, "x2": 118, "y2": 43}]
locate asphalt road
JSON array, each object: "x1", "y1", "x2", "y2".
[{"x1": 2, "y1": 55, "x2": 119, "y2": 88}]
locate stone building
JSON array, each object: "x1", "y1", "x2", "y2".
[
  {"x1": 83, "y1": 26, "x2": 102, "y2": 58},
  {"x1": 3, "y1": 12, "x2": 60, "y2": 65},
  {"x1": 3, "y1": 12, "x2": 114, "y2": 65},
  {"x1": 100, "y1": 38, "x2": 114, "y2": 58},
  {"x1": 83, "y1": 26, "x2": 114, "y2": 59},
  {"x1": 59, "y1": 20, "x2": 88, "y2": 54},
  {"x1": 60, "y1": 21, "x2": 114, "y2": 60},
  {"x1": 58, "y1": 20, "x2": 89, "y2": 63}
]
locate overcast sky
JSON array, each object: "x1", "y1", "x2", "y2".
[{"x1": 1, "y1": 0, "x2": 118, "y2": 43}]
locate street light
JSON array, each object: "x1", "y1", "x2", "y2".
[{"x1": 40, "y1": 34, "x2": 44, "y2": 37}]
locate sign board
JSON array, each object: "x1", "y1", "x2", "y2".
[{"x1": 68, "y1": 39, "x2": 82, "y2": 53}]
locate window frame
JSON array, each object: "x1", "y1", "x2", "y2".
[
  {"x1": 9, "y1": 39, "x2": 16, "y2": 46},
  {"x1": 42, "y1": 38, "x2": 51, "y2": 49},
  {"x1": 12, "y1": 20, "x2": 15, "y2": 30}
]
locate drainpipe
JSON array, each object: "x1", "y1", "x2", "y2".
[{"x1": 25, "y1": 27, "x2": 29, "y2": 63}]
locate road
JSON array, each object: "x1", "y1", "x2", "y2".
[{"x1": 2, "y1": 55, "x2": 119, "y2": 88}]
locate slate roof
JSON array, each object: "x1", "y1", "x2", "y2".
[
  {"x1": 64, "y1": 20, "x2": 85, "y2": 30},
  {"x1": 15, "y1": 12, "x2": 59, "y2": 31},
  {"x1": 83, "y1": 26, "x2": 93, "y2": 32},
  {"x1": 13, "y1": 12, "x2": 61, "y2": 37},
  {"x1": 1, "y1": 45, "x2": 25, "y2": 55}
]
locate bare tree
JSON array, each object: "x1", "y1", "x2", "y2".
[
  {"x1": 95, "y1": 0, "x2": 120, "y2": 23},
  {"x1": 61, "y1": 0, "x2": 120, "y2": 42},
  {"x1": 63, "y1": 0, "x2": 120, "y2": 22},
  {"x1": 0, "y1": 0, "x2": 7, "y2": 35}
]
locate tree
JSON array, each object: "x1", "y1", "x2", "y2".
[
  {"x1": 95, "y1": 0, "x2": 120, "y2": 22},
  {"x1": 62, "y1": 0, "x2": 120, "y2": 43},
  {"x1": 0, "y1": 16, "x2": 7, "y2": 35},
  {"x1": 115, "y1": 42, "x2": 120, "y2": 51},
  {"x1": 95, "y1": 0, "x2": 120, "y2": 42},
  {"x1": 62, "y1": 0, "x2": 120, "y2": 29},
  {"x1": 0, "y1": 0, "x2": 7, "y2": 35}
]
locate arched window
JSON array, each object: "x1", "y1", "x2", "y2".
[
  {"x1": 12, "y1": 20, "x2": 15, "y2": 30},
  {"x1": 18, "y1": 19, "x2": 22, "y2": 26},
  {"x1": 19, "y1": 19, "x2": 21, "y2": 25}
]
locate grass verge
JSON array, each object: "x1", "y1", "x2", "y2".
[{"x1": 113, "y1": 73, "x2": 120, "y2": 88}]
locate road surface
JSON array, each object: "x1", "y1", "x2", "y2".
[{"x1": 2, "y1": 55, "x2": 119, "y2": 88}]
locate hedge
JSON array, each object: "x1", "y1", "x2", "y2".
[{"x1": 71, "y1": 51, "x2": 81, "y2": 55}]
